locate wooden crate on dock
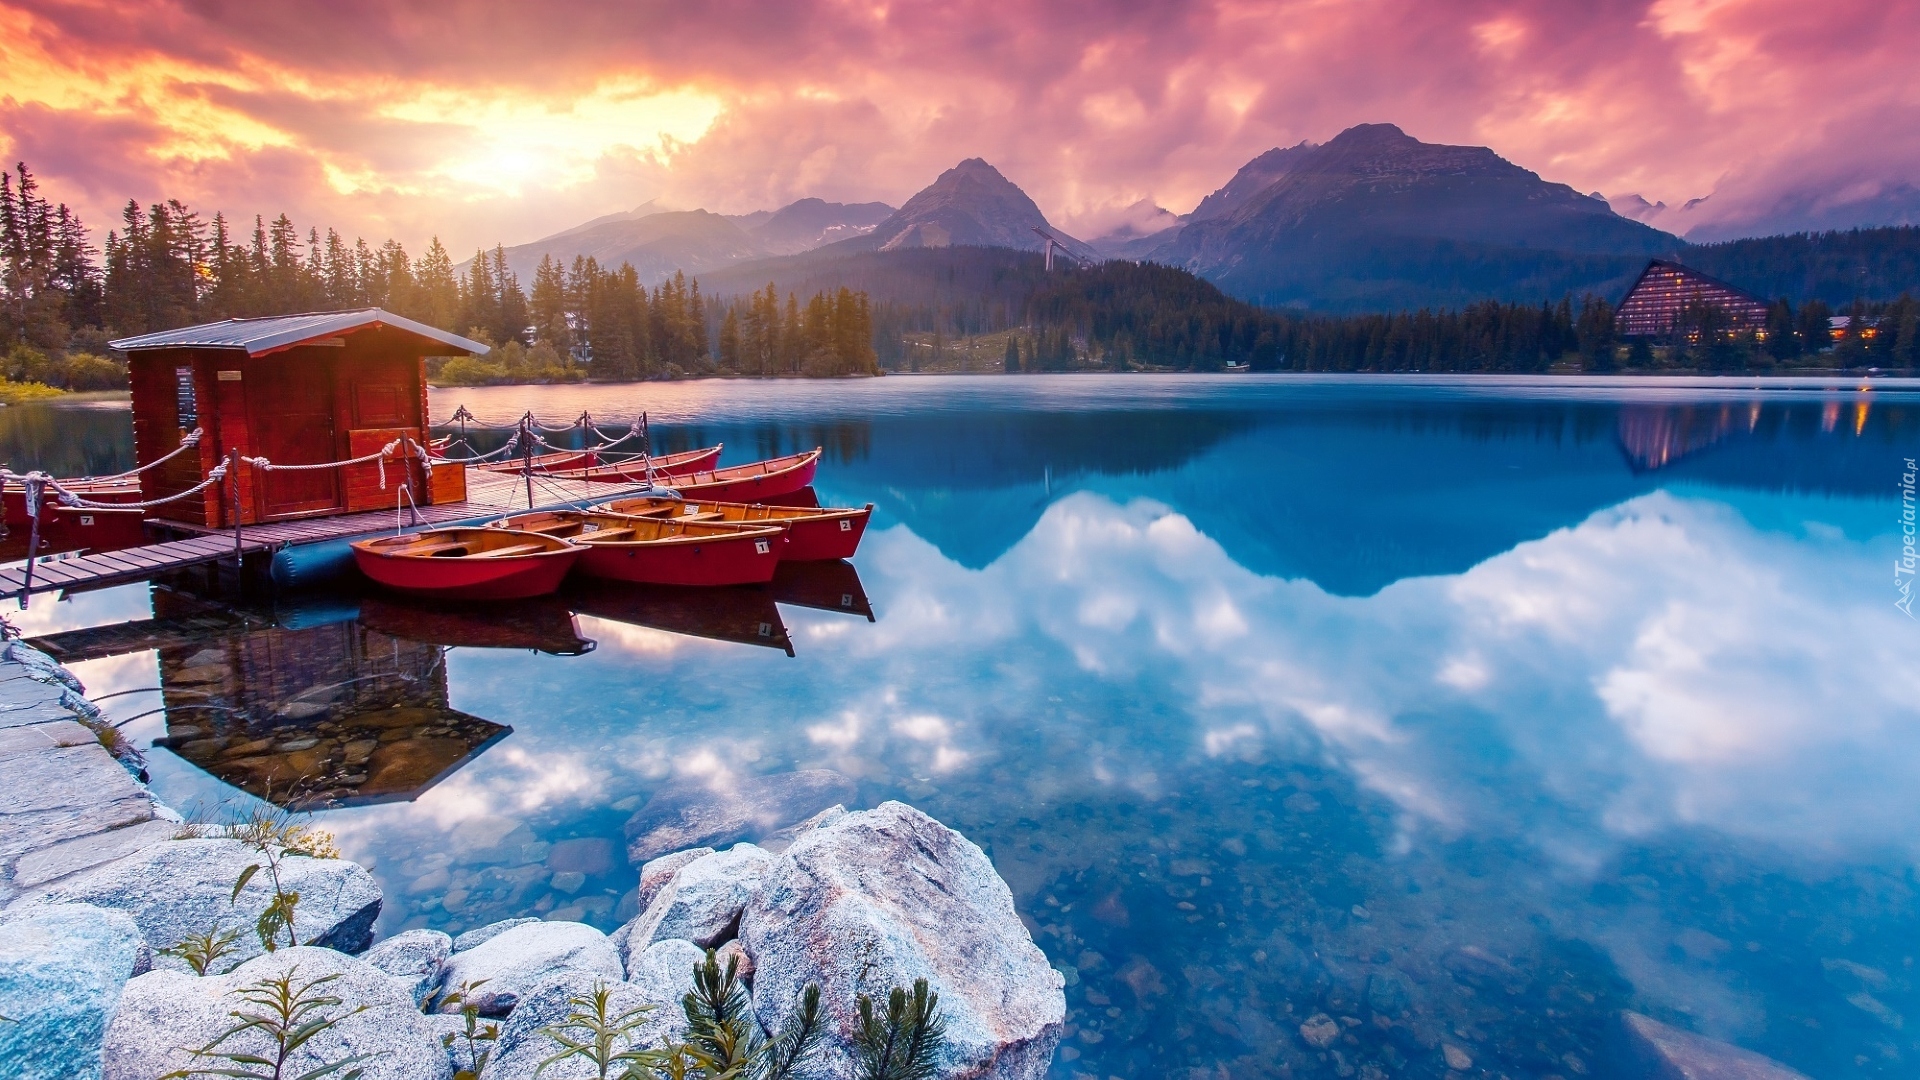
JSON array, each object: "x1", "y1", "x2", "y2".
[
  {"x1": 427, "y1": 459, "x2": 466, "y2": 505},
  {"x1": 344, "y1": 427, "x2": 425, "y2": 512}
]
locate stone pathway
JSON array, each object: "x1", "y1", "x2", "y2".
[{"x1": 0, "y1": 640, "x2": 173, "y2": 910}]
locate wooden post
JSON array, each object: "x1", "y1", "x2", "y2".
[
  {"x1": 230, "y1": 447, "x2": 243, "y2": 568},
  {"x1": 17, "y1": 476, "x2": 42, "y2": 609},
  {"x1": 521, "y1": 413, "x2": 535, "y2": 509}
]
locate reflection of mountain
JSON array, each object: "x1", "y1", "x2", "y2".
[
  {"x1": 567, "y1": 582, "x2": 794, "y2": 655},
  {"x1": 149, "y1": 592, "x2": 511, "y2": 810},
  {"x1": 778, "y1": 398, "x2": 1912, "y2": 595}
]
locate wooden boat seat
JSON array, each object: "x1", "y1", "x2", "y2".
[
  {"x1": 402, "y1": 540, "x2": 473, "y2": 557},
  {"x1": 469, "y1": 542, "x2": 551, "y2": 558},
  {"x1": 679, "y1": 512, "x2": 724, "y2": 521},
  {"x1": 579, "y1": 528, "x2": 637, "y2": 542}
]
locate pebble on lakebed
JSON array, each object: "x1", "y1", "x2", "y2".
[{"x1": 8, "y1": 799, "x2": 1066, "y2": 1080}]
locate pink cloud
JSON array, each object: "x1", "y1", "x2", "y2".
[{"x1": 1, "y1": 0, "x2": 1914, "y2": 252}]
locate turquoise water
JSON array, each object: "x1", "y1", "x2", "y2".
[{"x1": 11, "y1": 375, "x2": 1920, "y2": 1079}]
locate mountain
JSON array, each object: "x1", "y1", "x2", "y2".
[
  {"x1": 492, "y1": 198, "x2": 898, "y2": 283},
  {"x1": 1185, "y1": 142, "x2": 1314, "y2": 222},
  {"x1": 491, "y1": 208, "x2": 764, "y2": 283},
  {"x1": 751, "y1": 198, "x2": 895, "y2": 254},
  {"x1": 1148, "y1": 123, "x2": 1683, "y2": 310},
  {"x1": 835, "y1": 158, "x2": 1095, "y2": 258}
]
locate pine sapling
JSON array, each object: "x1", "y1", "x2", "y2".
[{"x1": 853, "y1": 978, "x2": 946, "y2": 1080}]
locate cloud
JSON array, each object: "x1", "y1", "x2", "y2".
[{"x1": 3, "y1": 0, "x2": 1915, "y2": 251}]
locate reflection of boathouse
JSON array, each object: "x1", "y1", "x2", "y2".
[{"x1": 149, "y1": 592, "x2": 510, "y2": 810}]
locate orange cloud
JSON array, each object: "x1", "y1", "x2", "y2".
[{"x1": 2, "y1": 0, "x2": 1915, "y2": 253}]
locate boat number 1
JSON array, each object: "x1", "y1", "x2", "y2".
[{"x1": 755, "y1": 540, "x2": 770, "y2": 554}]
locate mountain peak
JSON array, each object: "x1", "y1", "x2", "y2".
[{"x1": 849, "y1": 158, "x2": 1086, "y2": 255}]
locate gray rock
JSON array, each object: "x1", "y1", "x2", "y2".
[
  {"x1": 620, "y1": 844, "x2": 774, "y2": 964},
  {"x1": 30, "y1": 838, "x2": 381, "y2": 970},
  {"x1": 0, "y1": 903, "x2": 148, "y2": 1080},
  {"x1": 625, "y1": 936, "x2": 705, "y2": 1027},
  {"x1": 638, "y1": 847, "x2": 714, "y2": 911},
  {"x1": 453, "y1": 917, "x2": 542, "y2": 953},
  {"x1": 0, "y1": 742, "x2": 154, "y2": 862},
  {"x1": 624, "y1": 770, "x2": 856, "y2": 865},
  {"x1": 102, "y1": 946, "x2": 451, "y2": 1080},
  {"x1": 435, "y1": 920, "x2": 622, "y2": 1017},
  {"x1": 1365, "y1": 968, "x2": 1414, "y2": 1015},
  {"x1": 363, "y1": 928, "x2": 454, "y2": 1006},
  {"x1": 759, "y1": 804, "x2": 848, "y2": 854},
  {"x1": 487, "y1": 962, "x2": 689, "y2": 1080},
  {"x1": 1618, "y1": 1011, "x2": 1812, "y2": 1079},
  {"x1": 9, "y1": 817, "x2": 179, "y2": 891},
  {"x1": 740, "y1": 801, "x2": 1065, "y2": 1080}
]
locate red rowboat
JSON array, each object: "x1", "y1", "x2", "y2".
[
  {"x1": 490, "y1": 509, "x2": 786, "y2": 586},
  {"x1": 594, "y1": 496, "x2": 872, "y2": 562},
  {"x1": 532, "y1": 445, "x2": 724, "y2": 482},
  {"x1": 659, "y1": 449, "x2": 821, "y2": 504},
  {"x1": 3, "y1": 476, "x2": 141, "y2": 530},
  {"x1": 349, "y1": 528, "x2": 583, "y2": 600}
]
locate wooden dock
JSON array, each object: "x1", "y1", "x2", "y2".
[
  {"x1": 0, "y1": 534, "x2": 270, "y2": 600},
  {"x1": 2, "y1": 465, "x2": 659, "y2": 603},
  {"x1": 150, "y1": 466, "x2": 654, "y2": 549}
]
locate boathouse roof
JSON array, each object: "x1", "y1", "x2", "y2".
[{"x1": 109, "y1": 308, "x2": 489, "y2": 357}]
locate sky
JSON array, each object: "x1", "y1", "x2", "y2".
[{"x1": 2, "y1": 0, "x2": 1917, "y2": 255}]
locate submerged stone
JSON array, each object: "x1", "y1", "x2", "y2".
[{"x1": 623, "y1": 769, "x2": 856, "y2": 865}]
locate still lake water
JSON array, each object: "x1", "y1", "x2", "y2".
[{"x1": 6, "y1": 374, "x2": 1919, "y2": 1080}]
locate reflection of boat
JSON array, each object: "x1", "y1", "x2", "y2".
[
  {"x1": 491, "y1": 510, "x2": 785, "y2": 586},
  {"x1": 350, "y1": 528, "x2": 583, "y2": 600},
  {"x1": 768, "y1": 559, "x2": 874, "y2": 621},
  {"x1": 490, "y1": 444, "x2": 721, "y2": 479},
  {"x1": 594, "y1": 496, "x2": 873, "y2": 562},
  {"x1": 148, "y1": 595, "x2": 512, "y2": 810},
  {"x1": 357, "y1": 594, "x2": 597, "y2": 655},
  {"x1": 660, "y1": 449, "x2": 821, "y2": 504},
  {"x1": 568, "y1": 581, "x2": 794, "y2": 655}
]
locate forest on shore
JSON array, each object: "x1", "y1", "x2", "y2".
[{"x1": 2, "y1": 161, "x2": 1916, "y2": 395}]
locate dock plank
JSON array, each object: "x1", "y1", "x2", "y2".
[{"x1": 0, "y1": 534, "x2": 270, "y2": 601}]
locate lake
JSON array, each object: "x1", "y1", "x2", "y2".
[{"x1": 7, "y1": 374, "x2": 1916, "y2": 1080}]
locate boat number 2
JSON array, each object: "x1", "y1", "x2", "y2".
[
  {"x1": 755, "y1": 540, "x2": 770, "y2": 554},
  {"x1": 839, "y1": 519, "x2": 851, "y2": 531}
]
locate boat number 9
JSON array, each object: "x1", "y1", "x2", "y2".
[
  {"x1": 839, "y1": 519, "x2": 851, "y2": 531},
  {"x1": 755, "y1": 540, "x2": 770, "y2": 554}
]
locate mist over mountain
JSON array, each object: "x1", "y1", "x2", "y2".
[{"x1": 490, "y1": 197, "x2": 896, "y2": 282}]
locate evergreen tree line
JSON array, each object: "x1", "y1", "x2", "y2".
[{"x1": 713, "y1": 284, "x2": 879, "y2": 376}]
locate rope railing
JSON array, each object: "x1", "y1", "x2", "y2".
[{"x1": 0, "y1": 465, "x2": 232, "y2": 511}]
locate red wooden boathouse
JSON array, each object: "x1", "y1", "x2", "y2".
[{"x1": 109, "y1": 310, "x2": 487, "y2": 528}]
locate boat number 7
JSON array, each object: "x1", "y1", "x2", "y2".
[
  {"x1": 839, "y1": 519, "x2": 851, "y2": 531},
  {"x1": 755, "y1": 540, "x2": 770, "y2": 554}
]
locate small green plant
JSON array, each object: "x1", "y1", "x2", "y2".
[
  {"x1": 159, "y1": 924, "x2": 245, "y2": 976},
  {"x1": 224, "y1": 805, "x2": 341, "y2": 952},
  {"x1": 852, "y1": 978, "x2": 946, "y2": 1080},
  {"x1": 679, "y1": 950, "x2": 823, "y2": 1080},
  {"x1": 533, "y1": 981, "x2": 662, "y2": 1080},
  {"x1": 438, "y1": 979, "x2": 501, "y2": 1080},
  {"x1": 160, "y1": 966, "x2": 378, "y2": 1080}
]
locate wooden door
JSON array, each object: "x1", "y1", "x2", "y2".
[{"x1": 247, "y1": 361, "x2": 343, "y2": 520}]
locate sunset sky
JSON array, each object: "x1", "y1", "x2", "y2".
[{"x1": 3, "y1": 0, "x2": 1916, "y2": 255}]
